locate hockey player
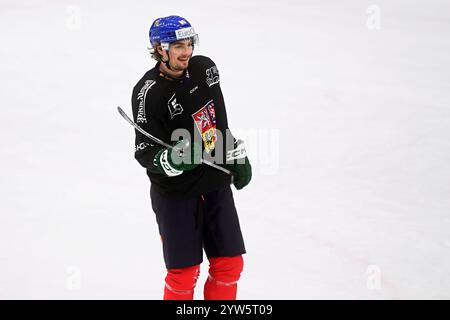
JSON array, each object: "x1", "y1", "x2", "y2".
[{"x1": 131, "y1": 15, "x2": 252, "y2": 300}]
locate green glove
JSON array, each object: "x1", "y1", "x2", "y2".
[
  {"x1": 154, "y1": 139, "x2": 202, "y2": 177},
  {"x1": 225, "y1": 139, "x2": 252, "y2": 190}
]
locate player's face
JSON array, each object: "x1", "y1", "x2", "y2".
[{"x1": 168, "y1": 39, "x2": 193, "y2": 71}]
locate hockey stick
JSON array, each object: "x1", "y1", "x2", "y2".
[{"x1": 117, "y1": 106, "x2": 233, "y2": 177}]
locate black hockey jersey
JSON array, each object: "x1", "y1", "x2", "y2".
[{"x1": 131, "y1": 55, "x2": 235, "y2": 196}]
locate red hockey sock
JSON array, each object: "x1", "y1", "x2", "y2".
[
  {"x1": 164, "y1": 264, "x2": 200, "y2": 300},
  {"x1": 204, "y1": 256, "x2": 244, "y2": 300}
]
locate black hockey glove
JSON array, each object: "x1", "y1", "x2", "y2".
[
  {"x1": 154, "y1": 139, "x2": 202, "y2": 177},
  {"x1": 225, "y1": 139, "x2": 252, "y2": 190}
]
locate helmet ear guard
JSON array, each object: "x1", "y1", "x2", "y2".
[{"x1": 161, "y1": 42, "x2": 170, "y2": 51}]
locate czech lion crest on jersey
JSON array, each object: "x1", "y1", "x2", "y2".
[{"x1": 192, "y1": 100, "x2": 217, "y2": 153}]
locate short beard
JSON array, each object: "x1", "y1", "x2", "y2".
[{"x1": 172, "y1": 61, "x2": 189, "y2": 71}]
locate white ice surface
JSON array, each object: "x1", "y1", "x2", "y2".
[{"x1": 1, "y1": 0, "x2": 450, "y2": 299}]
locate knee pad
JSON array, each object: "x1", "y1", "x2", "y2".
[
  {"x1": 208, "y1": 255, "x2": 244, "y2": 285},
  {"x1": 165, "y1": 264, "x2": 200, "y2": 295}
]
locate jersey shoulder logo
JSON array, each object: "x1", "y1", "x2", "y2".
[
  {"x1": 205, "y1": 66, "x2": 220, "y2": 87},
  {"x1": 167, "y1": 93, "x2": 183, "y2": 119}
]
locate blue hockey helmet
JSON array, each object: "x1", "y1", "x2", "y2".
[{"x1": 149, "y1": 15, "x2": 199, "y2": 50}]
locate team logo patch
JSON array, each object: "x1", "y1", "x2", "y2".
[
  {"x1": 206, "y1": 66, "x2": 220, "y2": 87},
  {"x1": 167, "y1": 93, "x2": 183, "y2": 119},
  {"x1": 192, "y1": 100, "x2": 217, "y2": 153}
]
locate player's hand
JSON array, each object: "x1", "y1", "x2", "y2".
[
  {"x1": 154, "y1": 139, "x2": 202, "y2": 177},
  {"x1": 225, "y1": 139, "x2": 252, "y2": 190}
]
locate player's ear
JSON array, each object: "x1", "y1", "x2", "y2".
[
  {"x1": 156, "y1": 45, "x2": 169, "y2": 62},
  {"x1": 156, "y1": 45, "x2": 164, "y2": 56}
]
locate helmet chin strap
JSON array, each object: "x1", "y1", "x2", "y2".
[
  {"x1": 163, "y1": 50, "x2": 173, "y2": 70},
  {"x1": 159, "y1": 43, "x2": 173, "y2": 70}
]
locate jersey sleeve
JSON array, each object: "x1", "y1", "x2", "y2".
[{"x1": 131, "y1": 79, "x2": 168, "y2": 174}]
